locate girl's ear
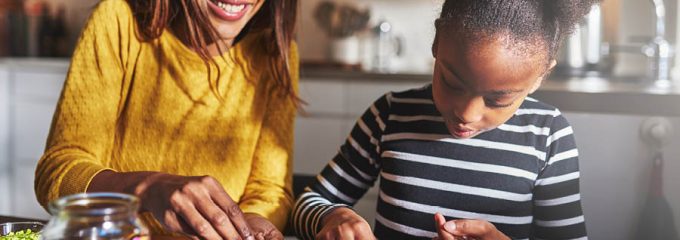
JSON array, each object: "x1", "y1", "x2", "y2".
[{"x1": 529, "y1": 59, "x2": 557, "y2": 93}]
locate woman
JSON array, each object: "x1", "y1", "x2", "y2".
[{"x1": 35, "y1": 0, "x2": 298, "y2": 239}]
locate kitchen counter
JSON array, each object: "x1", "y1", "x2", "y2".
[
  {"x1": 301, "y1": 67, "x2": 680, "y2": 116},
  {"x1": 2, "y1": 58, "x2": 679, "y2": 116},
  {"x1": 534, "y1": 77, "x2": 680, "y2": 117}
]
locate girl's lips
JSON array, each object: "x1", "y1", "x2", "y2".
[
  {"x1": 207, "y1": 0, "x2": 251, "y2": 22},
  {"x1": 451, "y1": 128, "x2": 478, "y2": 138},
  {"x1": 445, "y1": 120, "x2": 479, "y2": 138}
]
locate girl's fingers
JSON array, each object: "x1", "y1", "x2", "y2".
[
  {"x1": 445, "y1": 219, "x2": 496, "y2": 239},
  {"x1": 435, "y1": 213, "x2": 446, "y2": 226},
  {"x1": 434, "y1": 213, "x2": 456, "y2": 240}
]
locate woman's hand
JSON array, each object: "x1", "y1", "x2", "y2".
[
  {"x1": 433, "y1": 213, "x2": 510, "y2": 240},
  {"x1": 89, "y1": 171, "x2": 254, "y2": 240},
  {"x1": 316, "y1": 207, "x2": 375, "y2": 240},
  {"x1": 243, "y1": 213, "x2": 283, "y2": 240}
]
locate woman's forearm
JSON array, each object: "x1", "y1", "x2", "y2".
[{"x1": 87, "y1": 170, "x2": 159, "y2": 195}]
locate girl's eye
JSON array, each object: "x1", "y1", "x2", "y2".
[{"x1": 484, "y1": 97, "x2": 514, "y2": 109}]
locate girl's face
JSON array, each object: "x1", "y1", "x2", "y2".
[
  {"x1": 432, "y1": 32, "x2": 553, "y2": 139},
  {"x1": 203, "y1": 0, "x2": 266, "y2": 44}
]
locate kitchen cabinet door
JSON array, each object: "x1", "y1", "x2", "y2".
[
  {"x1": 298, "y1": 79, "x2": 346, "y2": 116},
  {"x1": 346, "y1": 81, "x2": 427, "y2": 117},
  {"x1": 13, "y1": 101, "x2": 57, "y2": 166},
  {"x1": 0, "y1": 67, "x2": 10, "y2": 214},
  {"x1": 11, "y1": 166, "x2": 50, "y2": 219},
  {"x1": 0, "y1": 60, "x2": 68, "y2": 219},
  {"x1": 294, "y1": 117, "x2": 347, "y2": 174}
]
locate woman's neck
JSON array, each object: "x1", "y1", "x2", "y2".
[{"x1": 171, "y1": 19, "x2": 233, "y2": 57}]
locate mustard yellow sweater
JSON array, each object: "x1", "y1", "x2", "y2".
[{"x1": 35, "y1": 0, "x2": 297, "y2": 230}]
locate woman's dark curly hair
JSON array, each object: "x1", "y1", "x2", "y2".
[{"x1": 434, "y1": 0, "x2": 600, "y2": 63}]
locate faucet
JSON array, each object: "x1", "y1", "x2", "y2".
[{"x1": 644, "y1": 0, "x2": 674, "y2": 87}]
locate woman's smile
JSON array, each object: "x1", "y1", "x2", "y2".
[{"x1": 207, "y1": 0, "x2": 253, "y2": 21}]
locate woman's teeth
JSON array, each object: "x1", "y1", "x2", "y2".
[{"x1": 215, "y1": 2, "x2": 245, "y2": 13}]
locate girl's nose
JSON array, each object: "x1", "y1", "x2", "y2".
[{"x1": 453, "y1": 96, "x2": 484, "y2": 124}]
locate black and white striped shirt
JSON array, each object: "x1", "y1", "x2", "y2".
[{"x1": 292, "y1": 84, "x2": 586, "y2": 240}]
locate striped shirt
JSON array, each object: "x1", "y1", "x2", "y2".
[{"x1": 292, "y1": 84, "x2": 587, "y2": 240}]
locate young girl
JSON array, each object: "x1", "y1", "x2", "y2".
[
  {"x1": 293, "y1": 0, "x2": 598, "y2": 239},
  {"x1": 35, "y1": 0, "x2": 298, "y2": 239}
]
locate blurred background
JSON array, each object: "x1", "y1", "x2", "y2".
[{"x1": 1, "y1": 0, "x2": 680, "y2": 239}]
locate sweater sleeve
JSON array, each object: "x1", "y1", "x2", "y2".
[
  {"x1": 291, "y1": 94, "x2": 390, "y2": 240},
  {"x1": 531, "y1": 113, "x2": 588, "y2": 239},
  {"x1": 237, "y1": 42, "x2": 299, "y2": 230},
  {"x1": 34, "y1": 0, "x2": 134, "y2": 208}
]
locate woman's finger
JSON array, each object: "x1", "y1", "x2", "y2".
[
  {"x1": 161, "y1": 206, "x2": 202, "y2": 237},
  {"x1": 161, "y1": 210, "x2": 184, "y2": 233},
  {"x1": 192, "y1": 190, "x2": 241, "y2": 240},
  {"x1": 203, "y1": 176, "x2": 254, "y2": 239},
  {"x1": 170, "y1": 195, "x2": 222, "y2": 240}
]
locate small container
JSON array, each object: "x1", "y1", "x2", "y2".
[
  {"x1": 1, "y1": 222, "x2": 44, "y2": 238},
  {"x1": 41, "y1": 192, "x2": 149, "y2": 240}
]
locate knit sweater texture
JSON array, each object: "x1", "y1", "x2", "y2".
[{"x1": 35, "y1": 0, "x2": 297, "y2": 231}]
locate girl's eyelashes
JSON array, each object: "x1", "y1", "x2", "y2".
[
  {"x1": 485, "y1": 100, "x2": 514, "y2": 108},
  {"x1": 484, "y1": 97, "x2": 515, "y2": 108}
]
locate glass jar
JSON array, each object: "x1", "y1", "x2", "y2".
[{"x1": 41, "y1": 192, "x2": 149, "y2": 240}]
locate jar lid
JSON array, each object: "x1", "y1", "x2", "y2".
[{"x1": 48, "y1": 192, "x2": 139, "y2": 217}]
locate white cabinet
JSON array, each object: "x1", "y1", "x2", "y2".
[
  {"x1": 0, "y1": 67, "x2": 11, "y2": 214},
  {"x1": 0, "y1": 59, "x2": 68, "y2": 219},
  {"x1": 294, "y1": 78, "x2": 426, "y2": 175}
]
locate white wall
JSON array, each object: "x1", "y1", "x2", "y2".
[
  {"x1": 299, "y1": 0, "x2": 680, "y2": 79},
  {"x1": 612, "y1": 0, "x2": 678, "y2": 79},
  {"x1": 673, "y1": 2, "x2": 680, "y2": 83},
  {"x1": 299, "y1": 0, "x2": 441, "y2": 73}
]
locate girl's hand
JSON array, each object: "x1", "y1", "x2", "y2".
[
  {"x1": 89, "y1": 171, "x2": 254, "y2": 240},
  {"x1": 316, "y1": 207, "x2": 375, "y2": 240},
  {"x1": 433, "y1": 213, "x2": 510, "y2": 240},
  {"x1": 243, "y1": 213, "x2": 284, "y2": 240}
]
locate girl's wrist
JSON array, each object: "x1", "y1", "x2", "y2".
[{"x1": 320, "y1": 206, "x2": 355, "y2": 226}]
